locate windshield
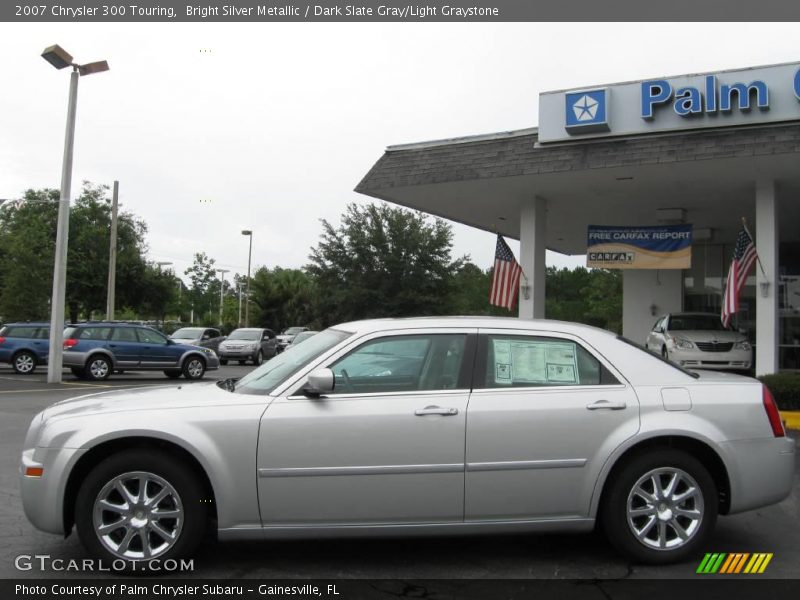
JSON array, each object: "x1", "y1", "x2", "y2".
[
  {"x1": 171, "y1": 327, "x2": 204, "y2": 338},
  {"x1": 283, "y1": 327, "x2": 305, "y2": 335},
  {"x1": 234, "y1": 328, "x2": 352, "y2": 395},
  {"x1": 228, "y1": 329, "x2": 261, "y2": 341},
  {"x1": 668, "y1": 315, "x2": 730, "y2": 332}
]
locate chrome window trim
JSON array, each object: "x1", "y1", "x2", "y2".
[
  {"x1": 469, "y1": 384, "x2": 627, "y2": 396},
  {"x1": 286, "y1": 388, "x2": 471, "y2": 402}
]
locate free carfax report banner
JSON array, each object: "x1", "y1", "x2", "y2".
[{"x1": 587, "y1": 224, "x2": 692, "y2": 269}]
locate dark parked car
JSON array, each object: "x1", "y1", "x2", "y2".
[
  {"x1": 0, "y1": 322, "x2": 50, "y2": 374},
  {"x1": 62, "y1": 322, "x2": 220, "y2": 381},
  {"x1": 217, "y1": 328, "x2": 278, "y2": 365},
  {"x1": 169, "y1": 327, "x2": 226, "y2": 352}
]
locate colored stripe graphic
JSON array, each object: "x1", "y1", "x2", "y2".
[{"x1": 697, "y1": 553, "x2": 773, "y2": 574}]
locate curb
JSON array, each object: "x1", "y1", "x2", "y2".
[{"x1": 780, "y1": 411, "x2": 800, "y2": 431}]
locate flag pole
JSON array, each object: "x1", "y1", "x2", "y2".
[{"x1": 741, "y1": 217, "x2": 767, "y2": 277}]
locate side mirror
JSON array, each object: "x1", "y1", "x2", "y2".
[{"x1": 303, "y1": 368, "x2": 335, "y2": 397}]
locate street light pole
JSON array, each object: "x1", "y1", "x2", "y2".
[
  {"x1": 217, "y1": 269, "x2": 229, "y2": 326},
  {"x1": 242, "y1": 230, "x2": 253, "y2": 327},
  {"x1": 105, "y1": 180, "x2": 119, "y2": 321},
  {"x1": 42, "y1": 44, "x2": 108, "y2": 384}
]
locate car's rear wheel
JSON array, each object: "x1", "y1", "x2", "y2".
[
  {"x1": 661, "y1": 345, "x2": 670, "y2": 361},
  {"x1": 164, "y1": 370, "x2": 181, "y2": 379},
  {"x1": 252, "y1": 350, "x2": 263, "y2": 366},
  {"x1": 12, "y1": 351, "x2": 37, "y2": 374},
  {"x1": 84, "y1": 356, "x2": 112, "y2": 381},
  {"x1": 601, "y1": 449, "x2": 717, "y2": 564},
  {"x1": 219, "y1": 359, "x2": 228, "y2": 365},
  {"x1": 74, "y1": 449, "x2": 207, "y2": 570},
  {"x1": 182, "y1": 356, "x2": 206, "y2": 380}
]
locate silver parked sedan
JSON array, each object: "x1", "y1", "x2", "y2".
[{"x1": 20, "y1": 317, "x2": 793, "y2": 568}]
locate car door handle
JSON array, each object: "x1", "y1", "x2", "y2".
[
  {"x1": 586, "y1": 400, "x2": 627, "y2": 410},
  {"x1": 415, "y1": 405, "x2": 459, "y2": 416}
]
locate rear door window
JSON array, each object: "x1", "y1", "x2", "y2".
[
  {"x1": 111, "y1": 327, "x2": 138, "y2": 342},
  {"x1": 479, "y1": 335, "x2": 619, "y2": 388}
]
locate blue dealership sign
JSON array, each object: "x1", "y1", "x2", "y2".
[
  {"x1": 565, "y1": 89, "x2": 610, "y2": 134},
  {"x1": 587, "y1": 224, "x2": 692, "y2": 270}
]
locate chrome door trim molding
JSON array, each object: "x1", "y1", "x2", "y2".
[
  {"x1": 466, "y1": 458, "x2": 587, "y2": 472},
  {"x1": 258, "y1": 463, "x2": 464, "y2": 478},
  {"x1": 286, "y1": 389, "x2": 470, "y2": 401}
]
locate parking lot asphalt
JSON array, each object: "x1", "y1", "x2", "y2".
[{"x1": 0, "y1": 364, "x2": 797, "y2": 580}]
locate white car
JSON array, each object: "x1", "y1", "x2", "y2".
[
  {"x1": 646, "y1": 313, "x2": 752, "y2": 371},
  {"x1": 20, "y1": 317, "x2": 791, "y2": 569}
]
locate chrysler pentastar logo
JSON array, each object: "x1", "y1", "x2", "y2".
[
  {"x1": 565, "y1": 88, "x2": 610, "y2": 134},
  {"x1": 572, "y1": 94, "x2": 599, "y2": 121}
]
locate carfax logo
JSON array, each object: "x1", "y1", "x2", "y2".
[
  {"x1": 565, "y1": 89, "x2": 610, "y2": 134},
  {"x1": 696, "y1": 552, "x2": 773, "y2": 574}
]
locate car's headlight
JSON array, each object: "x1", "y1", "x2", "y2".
[
  {"x1": 734, "y1": 340, "x2": 751, "y2": 351},
  {"x1": 672, "y1": 337, "x2": 695, "y2": 350},
  {"x1": 202, "y1": 348, "x2": 216, "y2": 357}
]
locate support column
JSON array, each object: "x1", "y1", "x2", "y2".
[
  {"x1": 755, "y1": 180, "x2": 779, "y2": 376},
  {"x1": 518, "y1": 196, "x2": 546, "y2": 319}
]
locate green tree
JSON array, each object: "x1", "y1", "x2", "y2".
[
  {"x1": 307, "y1": 202, "x2": 461, "y2": 326},
  {"x1": 249, "y1": 267, "x2": 315, "y2": 331},
  {"x1": 0, "y1": 183, "x2": 151, "y2": 323},
  {"x1": 184, "y1": 252, "x2": 218, "y2": 324}
]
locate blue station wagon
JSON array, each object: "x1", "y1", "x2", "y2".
[
  {"x1": 62, "y1": 323, "x2": 220, "y2": 381},
  {"x1": 0, "y1": 322, "x2": 50, "y2": 374}
]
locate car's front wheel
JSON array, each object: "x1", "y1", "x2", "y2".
[
  {"x1": 12, "y1": 351, "x2": 37, "y2": 374},
  {"x1": 74, "y1": 449, "x2": 207, "y2": 569},
  {"x1": 252, "y1": 350, "x2": 263, "y2": 366},
  {"x1": 182, "y1": 356, "x2": 206, "y2": 380},
  {"x1": 601, "y1": 449, "x2": 717, "y2": 564},
  {"x1": 84, "y1": 356, "x2": 112, "y2": 381}
]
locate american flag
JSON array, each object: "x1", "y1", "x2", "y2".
[
  {"x1": 721, "y1": 225, "x2": 758, "y2": 327},
  {"x1": 490, "y1": 235, "x2": 523, "y2": 311}
]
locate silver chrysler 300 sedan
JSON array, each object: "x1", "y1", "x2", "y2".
[{"x1": 20, "y1": 317, "x2": 794, "y2": 568}]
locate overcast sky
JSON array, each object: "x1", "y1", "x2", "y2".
[{"x1": 1, "y1": 22, "x2": 798, "y2": 282}]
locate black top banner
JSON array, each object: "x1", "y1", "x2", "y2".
[{"x1": 5, "y1": 0, "x2": 800, "y2": 22}]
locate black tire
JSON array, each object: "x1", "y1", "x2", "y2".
[
  {"x1": 219, "y1": 359, "x2": 228, "y2": 366},
  {"x1": 661, "y1": 346, "x2": 669, "y2": 361},
  {"x1": 84, "y1": 355, "x2": 112, "y2": 381},
  {"x1": 164, "y1": 370, "x2": 182, "y2": 379},
  {"x1": 600, "y1": 449, "x2": 717, "y2": 564},
  {"x1": 252, "y1": 350, "x2": 263, "y2": 366},
  {"x1": 12, "y1": 351, "x2": 37, "y2": 374},
  {"x1": 74, "y1": 449, "x2": 207, "y2": 570},
  {"x1": 182, "y1": 355, "x2": 206, "y2": 380},
  {"x1": 238, "y1": 360, "x2": 246, "y2": 365}
]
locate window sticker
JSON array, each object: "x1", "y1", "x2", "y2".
[{"x1": 492, "y1": 338, "x2": 580, "y2": 385}]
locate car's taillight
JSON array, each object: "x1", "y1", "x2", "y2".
[
  {"x1": 63, "y1": 338, "x2": 79, "y2": 350},
  {"x1": 0, "y1": 337, "x2": 5, "y2": 345},
  {"x1": 762, "y1": 385, "x2": 785, "y2": 438}
]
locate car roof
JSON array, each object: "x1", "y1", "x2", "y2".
[{"x1": 333, "y1": 316, "x2": 620, "y2": 341}]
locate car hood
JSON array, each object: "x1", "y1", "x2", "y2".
[
  {"x1": 41, "y1": 382, "x2": 240, "y2": 422},
  {"x1": 669, "y1": 330, "x2": 745, "y2": 343}
]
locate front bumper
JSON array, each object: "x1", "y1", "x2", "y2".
[
  {"x1": 218, "y1": 348, "x2": 257, "y2": 360},
  {"x1": 721, "y1": 435, "x2": 795, "y2": 514},
  {"x1": 670, "y1": 347, "x2": 752, "y2": 370},
  {"x1": 21, "y1": 446, "x2": 87, "y2": 535}
]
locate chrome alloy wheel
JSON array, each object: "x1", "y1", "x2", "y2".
[
  {"x1": 626, "y1": 467, "x2": 704, "y2": 550},
  {"x1": 14, "y1": 354, "x2": 35, "y2": 373},
  {"x1": 92, "y1": 471, "x2": 183, "y2": 560},
  {"x1": 186, "y1": 358, "x2": 204, "y2": 378},
  {"x1": 89, "y1": 358, "x2": 110, "y2": 379}
]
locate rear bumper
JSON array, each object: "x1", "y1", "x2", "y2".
[{"x1": 721, "y1": 436, "x2": 795, "y2": 514}]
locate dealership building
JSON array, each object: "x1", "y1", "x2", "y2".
[{"x1": 356, "y1": 61, "x2": 800, "y2": 375}]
